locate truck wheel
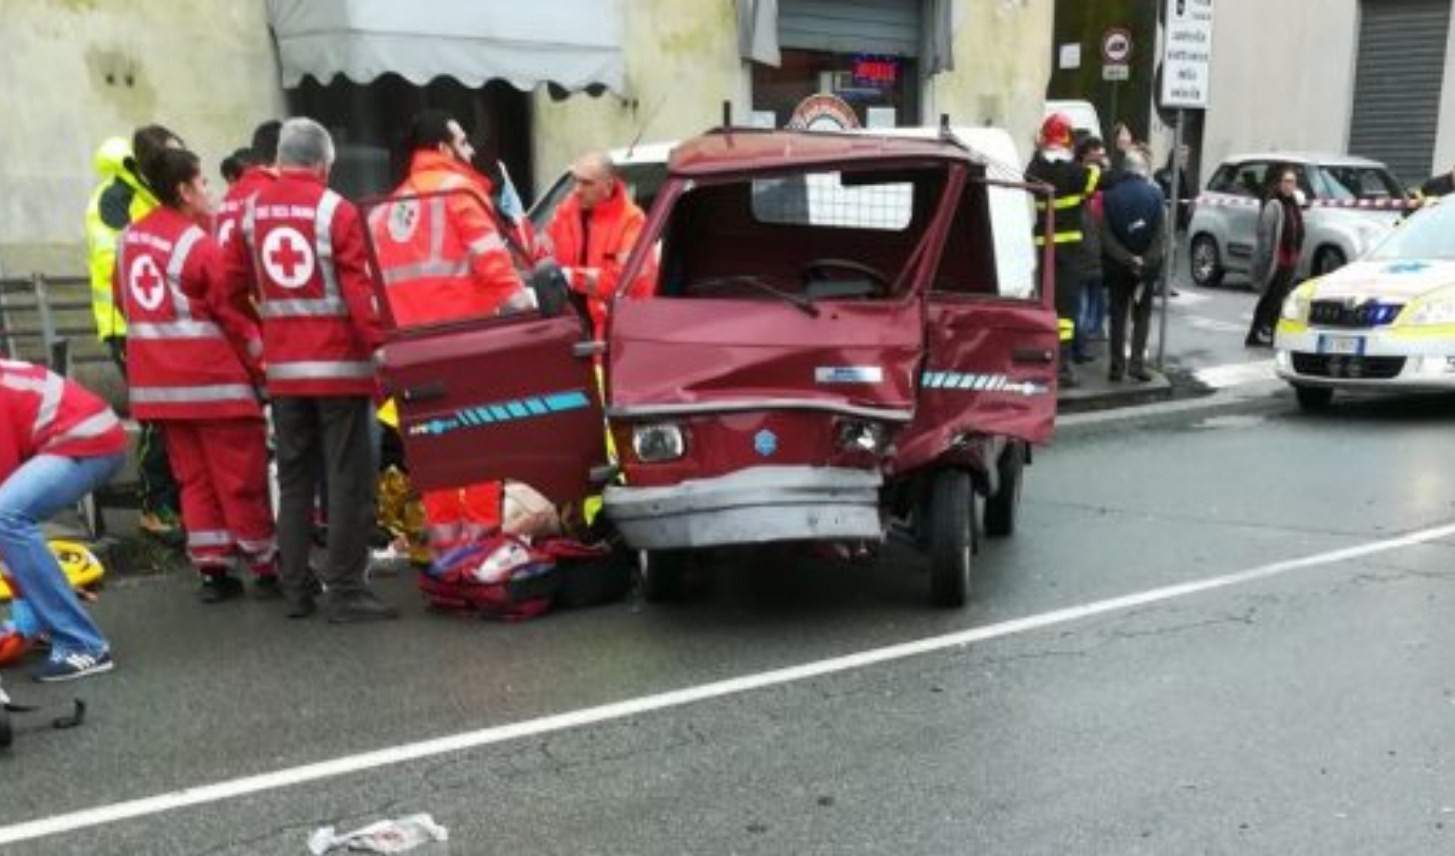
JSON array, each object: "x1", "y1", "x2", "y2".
[
  {"x1": 640, "y1": 550, "x2": 690, "y2": 603},
  {"x1": 984, "y1": 443, "x2": 1024, "y2": 538},
  {"x1": 929, "y1": 470, "x2": 974, "y2": 607},
  {"x1": 1294, "y1": 385, "x2": 1333, "y2": 412},
  {"x1": 0, "y1": 706, "x2": 11, "y2": 749},
  {"x1": 1190, "y1": 234, "x2": 1224, "y2": 287}
]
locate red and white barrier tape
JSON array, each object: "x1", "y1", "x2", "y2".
[{"x1": 1193, "y1": 193, "x2": 1421, "y2": 211}]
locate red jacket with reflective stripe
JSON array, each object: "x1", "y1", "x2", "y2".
[
  {"x1": 224, "y1": 169, "x2": 383, "y2": 397},
  {"x1": 214, "y1": 167, "x2": 276, "y2": 263},
  {"x1": 115, "y1": 207, "x2": 263, "y2": 421},
  {"x1": 0, "y1": 359, "x2": 126, "y2": 484},
  {"x1": 537, "y1": 180, "x2": 654, "y2": 333},
  {"x1": 370, "y1": 152, "x2": 524, "y2": 328}
]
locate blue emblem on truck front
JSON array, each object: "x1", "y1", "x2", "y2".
[
  {"x1": 406, "y1": 389, "x2": 591, "y2": 438},
  {"x1": 753, "y1": 429, "x2": 778, "y2": 457}
]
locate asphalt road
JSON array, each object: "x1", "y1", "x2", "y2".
[{"x1": 6, "y1": 383, "x2": 1455, "y2": 854}]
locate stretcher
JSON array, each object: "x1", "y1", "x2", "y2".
[{"x1": 0, "y1": 540, "x2": 106, "y2": 601}]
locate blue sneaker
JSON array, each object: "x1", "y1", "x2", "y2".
[{"x1": 31, "y1": 649, "x2": 113, "y2": 683}]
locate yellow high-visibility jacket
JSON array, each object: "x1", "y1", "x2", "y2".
[{"x1": 84, "y1": 137, "x2": 159, "y2": 341}]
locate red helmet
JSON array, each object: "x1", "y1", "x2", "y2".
[{"x1": 1040, "y1": 112, "x2": 1074, "y2": 148}]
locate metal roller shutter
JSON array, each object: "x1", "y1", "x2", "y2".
[
  {"x1": 778, "y1": 0, "x2": 922, "y2": 57},
  {"x1": 1349, "y1": 0, "x2": 1452, "y2": 186}
]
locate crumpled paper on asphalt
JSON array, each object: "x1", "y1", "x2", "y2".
[{"x1": 307, "y1": 812, "x2": 448, "y2": 854}]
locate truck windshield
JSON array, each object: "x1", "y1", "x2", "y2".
[{"x1": 656, "y1": 164, "x2": 945, "y2": 302}]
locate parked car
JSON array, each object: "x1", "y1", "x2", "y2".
[
  {"x1": 1274, "y1": 197, "x2": 1455, "y2": 410},
  {"x1": 374, "y1": 125, "x2": 1059, "y2": 608},
  {"x1": 1189, "y1": 152, "x2": 1408, "y2": 288}
]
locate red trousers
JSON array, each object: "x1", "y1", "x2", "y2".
[{"x1": 163, "y1": 419, "x2": 275, "y2": 576}]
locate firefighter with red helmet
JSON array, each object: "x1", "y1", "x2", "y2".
[{"x1": 1026, "y1": 112, "x2": 1102, "y2": 388}]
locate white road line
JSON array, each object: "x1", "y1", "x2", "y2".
[
  {"x1": 1195, "y1": 359, "x2": 1277, "y2": 389},
  {"x1": 4, "y1": 521, "x2": 1455, "y2": 847},
  {"x1": 1186, "y1": 315, "x2": 1247, "y2": 333}
]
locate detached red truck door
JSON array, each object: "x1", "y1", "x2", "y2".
[
  {"x1": 379, "y1": 315, "x2": 607, "y2": 505},
  {"x1": 364, "y1": 189, "x2": 607, "y2": 506}
]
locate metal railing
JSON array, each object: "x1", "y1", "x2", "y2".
[{"x1": 0, "y1": 273, "x2": 108, "y2": 373}]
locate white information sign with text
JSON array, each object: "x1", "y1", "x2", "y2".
[{"x1": 1161, "y1": 0, "x2": 1214, "y2": 109}]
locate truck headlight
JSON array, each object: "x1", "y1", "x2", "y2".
[
  {"x1": 835, "y1": 419, "x2": 886, "y2": 453},
  {"x1": 632, "y1": 423, "x2": 685, "y2": 462}
]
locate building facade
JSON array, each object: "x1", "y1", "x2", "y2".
[
  {"x1": 1201, "y1": 0, "x2": 1455, "y2": 189},
  {"x1": 0, "y1": 0, "x2": 1053, "y2": 275}
]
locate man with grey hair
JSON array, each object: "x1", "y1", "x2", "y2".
[
  {"x1": 222, "y1": 117, "x2": 397, "y2": 622},
  {"x1": 1100, "y1": 147, "x2": 1167, "y2": 383}
]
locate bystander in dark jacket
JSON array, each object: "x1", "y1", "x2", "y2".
[{"x1": 1101, "y1": 149, "x2": 1167, "y2": 382}]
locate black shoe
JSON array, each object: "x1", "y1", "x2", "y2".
[
  {"x1": 251, "y1": 575, "x2": 284, "y2": 601},
  {"x1": 1129, "y1": 366, "x2": 1154, "y2": 382},
  {"x1": 1108, "y1": 367, "x2": 1125, "y2": 382},
  {"x1": 198, "y1": 573, "x2": 244, "y2": 604},
  {"x1": 326, "y1": 592, "x2": 400, "y2": 624}
]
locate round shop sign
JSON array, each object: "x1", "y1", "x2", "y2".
[
  {"x1": 786, "y1": 93, "x2": 862, "y2": 132},
  {"x1": 261, "y1": 227, "x2": 316, "y2": 290},
  {"x1": 127, "y1": 254, "x2": 167, "y2": 312}
]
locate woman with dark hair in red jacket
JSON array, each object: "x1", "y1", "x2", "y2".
[{"x1": 117, "y1": 147, "x2": 277, "y2": 603}]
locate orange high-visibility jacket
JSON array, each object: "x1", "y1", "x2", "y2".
[
  {"x1": 536, "y1": 179, "x2": 654, "y2": 333},
  {"x1": 369, "y1": 152, "x2": 525, "y2": 328}
]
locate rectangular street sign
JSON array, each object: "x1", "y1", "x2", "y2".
[
  {"x1": 1161, "y1": 0, "x2": 1214, "y2": 108},
  {"x1": 1103, "y1": 64, "x2": 1129, "y2": 81}
]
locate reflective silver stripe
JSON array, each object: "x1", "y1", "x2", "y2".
[
  {"x1": 31, "y1": 372, "x2": 64, "y2": 439},
  {"x1": 41, "y1": 410, "x2": 121, "y2": 450},
  {"x1": 266, "y1": 360, "x2": 374, "y2": 381},
  {"x1": 129, "y1": 384, "x2": 258, "y2": 404},
  {"x1": 466, "y1": 232, "x2": 505, "y2": 260},
  {"x1": 316, "y1": 190, "x2": 343, "y2": 306},
  {"x1": 380, "y1": 259, "x2": 471, "y2": 286},
  {"x1": 428, "y1": 195, "x2": 447, "y2": 260},
  {"x1": 241, "y1": 198, "x2": 257, "y2": 252},
  {"x1": 165, "y1": 226, "x2": 205, "y2": 321},
  {"x1": 236, "y1": 537, "x2": 276, "y2": 553},
  {"x1": 260, "y1": 297, "x2": 347, "y2": 318},
  {"x1": 187, "y1": 529, "x2": 234, "y2": 548},
  {"x1": 128, "y1": 320, "x2": 225, "y2": 340}
]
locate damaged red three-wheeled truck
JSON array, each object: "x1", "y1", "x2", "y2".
[{"x1": 372, "y1": 124, "x2": 1060, "y2": 607}]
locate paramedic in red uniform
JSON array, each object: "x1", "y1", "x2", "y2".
[
  {"x1": 214, "y1": 120, "x2": 279, "y2": 258},
  {"x1": 535, "y1": 150, "x2": 656, "y2": 337},
  {"x1": 369, "y1": 110, "x2": 534, "y2": 553},
  {"x1": 224, "y1": 117, "x2": 398, "y2": 622},
  {"x1": 0, "y1": 359, "x2": 126, "y2": 682},
  {"x1": 117, "y1": 147, "x2": 277, "y2": 603}
]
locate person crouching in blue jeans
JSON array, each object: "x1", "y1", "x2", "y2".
[{"x1": 0, "y1": 359, "x2": 126, "y2": 682}]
